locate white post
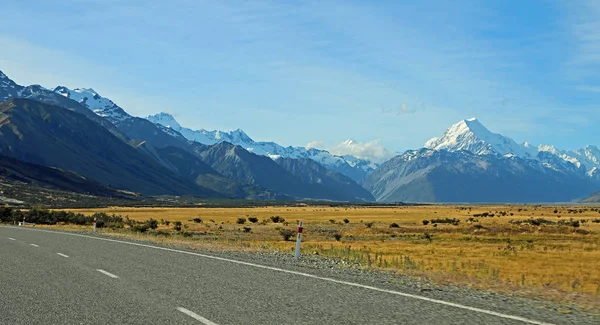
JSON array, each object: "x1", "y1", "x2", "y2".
[
  {"x1": 93, "y1": 217, "x2": 97, "y2": 232},
  {"x1": 295, "y1": 221, "x2": 303, "y2": 258}
]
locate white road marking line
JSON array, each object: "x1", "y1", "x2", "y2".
[
  {"x1": 56, "y1": 253, "x2": 69, "y2": 258},
  {"x1": 30, "y1": 244, "x2": 39, "y2": 247},
  {"x1": 96, "y1": 269, "x2": 119, "y2": 279},
  {"x1": 8, "y1": 237, "x2": 15, "y2": 240},
  {"x1": 3, "y1": 226, "x2": 553, "y2": 325},
  {"x1": 177, "y1": 307, "x2": 219, "y2": 325}
]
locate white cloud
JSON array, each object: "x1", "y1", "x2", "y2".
[
  {"x1": 328, "y1": 139, "x2": 397, "y2": 163},
  {"x1": 305, "y1": 140, "x2": 325, "y2": 149}
]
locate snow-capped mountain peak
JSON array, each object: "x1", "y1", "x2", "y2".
[
  {"x1": 147, "y1": 113, "x2": 182, "y2": 131},
  {"x1": 53, "y1": 86, "x2": 129, "y2": 122},
  {"x1": 145, "y1": 112, "x2": 378, "y2": 180},
  {"x1": 425, "y1": 117, "x2": 537, "y2": 158},
  {"x1": 0, "y1": 70, "x2": 7, "y2": 79}
]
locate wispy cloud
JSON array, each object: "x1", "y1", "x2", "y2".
[
  {"x1": 562, "y1": 1, "x2": 600, "y2": 88},
  {"x1": 328, "y1": 139, "x2": 397, "y2": 163},
  {"x1": 305, "y1": 140, "x2": 325, "y2": 149}
]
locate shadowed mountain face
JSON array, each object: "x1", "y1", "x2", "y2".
[
  {"x1": 362, "y1": 149, "x2": 599, "y2": 203},
  {"x1": 0, "y1": 98, "x2": 219, "y2": 197},
  {"x1": 581, "y1": 191, "x2": 600, "y2": 203},
  {"x1": 155, "y1": 146, "x2": 289, "y2": 200},
  {"x1": 275, "y1": 157, "x2": 374, "y2": 202},
  {"x1": 195, "y1": 142, "x2": 373, "y2": 202},
  {"x1": 0, "y1": 154, "x2": 132, "y2": 199}
]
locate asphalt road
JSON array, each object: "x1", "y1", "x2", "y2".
[{"x1": 0, "y1": 226, "x2": 583, "y2": 324}]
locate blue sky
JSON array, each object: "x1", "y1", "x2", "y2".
[{"x1": 0, "y1": 0, "x2": 598, "y2": 159}]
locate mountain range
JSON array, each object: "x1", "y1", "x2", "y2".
[
  {"x1": 363, "y1": 118, "x2": 600, "y2": 203},
  {"x1": 1, "y1": 68, "x2": 599, "y2": 204},
  {"x1": 0, "y1": 70, "x2": 374, "y2": 203}
]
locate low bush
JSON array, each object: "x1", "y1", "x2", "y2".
[
  {"x1": 509, "y1": 218, "x2": 555, "y2": 226},
  {"x1": 248, "y1": 217, "x2": 259, "y2": 223},
  {"x1": 173, "y1": 221, "x2": 183, "y2": 231},
  {"x1": 270, "y1": 216, "x2": 285, "y2": 223},
  {"x1": 422, "y1": 220, "x2": 430, "y2": 225},
  {"x1": 389, "y1": 222, "x2": 399, "y2": 228},
  {"x1": 192, "y1": 218, "x2": 203, "y2": 223},
  {"x1": 279, "y1": 229, "x2": 295, "y2": 241},
  {"x1": 343, "y1": 218, "x2": 350, "y2": 224},
  {"x1": 430, "y1": 218, "x2": 460, "y2": 225},
  {"x1": 236, "y1": 217, "x2": 246, "y2": 225}
]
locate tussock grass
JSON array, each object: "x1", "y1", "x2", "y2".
[{"x1": 58, "y1": 205, "x2": 600, "y2": 308}]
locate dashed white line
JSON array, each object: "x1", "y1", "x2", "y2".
[
  {"x1": 176, "y1": 307, "x2": 219, "y2": 325},
  {"x1": 3, "y1": 226, "x2": 554, "y2": 325},
  {"x1": 96, "y1": 269, "x2": 119, "y2": 279},
  {"x1": 30, "y1": 244, "x2": 39, "y2": 247},
  {"x1": 56, "y1": 253, "x2": 69, "y2": 258},
  {"x1": 8, "y1": 237, "x2": 15, "y2": 240}
]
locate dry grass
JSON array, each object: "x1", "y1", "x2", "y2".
[{"x1": 59, "y1": 205, "x2": 600, "y2": 308}]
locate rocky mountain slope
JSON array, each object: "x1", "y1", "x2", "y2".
[
  {"x1": 147, "y1": 112, "x2": 377, "y2": 181},
  {"x1": 364, "y1": 118, "x2": 600, "y2": 203},
  {"x1": 0, "y1": 98, "x2": 218, "y2": 197},
  {"x1": 196, "y1": 142, "x2": 372, "y2": 201}
]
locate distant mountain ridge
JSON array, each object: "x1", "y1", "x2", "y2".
[
  {"x1": 0, "y1": 98, "x2": 217, "y2": 197},
  {"x1": 424, "y1": 118, "x2": 600, "y2": 176},
  {"x1": 0, "y1": 70, "x2": 374, "y2": 202},
  {"x1": 363, "y1": 118, "x2": 600, "y2": 203},
  {"x1": 147, "y1": 112, "x2": 377, "y2": 181}
]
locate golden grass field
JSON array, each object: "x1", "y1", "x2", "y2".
[{"x1": 60, "y1": 204, "x2": 600, "y2": 307}]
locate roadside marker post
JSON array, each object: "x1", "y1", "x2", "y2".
[
  {"x1": 93, "y1": 217, "x2": 97, "y2": 233},
  {"x1": 295, "y1": 221, "x2": 304, "y2": 259}
]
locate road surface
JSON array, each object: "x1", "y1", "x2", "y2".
[{"x1": 0, "y1": 226, "x2": 588, "y2": 324}]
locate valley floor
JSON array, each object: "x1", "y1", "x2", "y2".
[{"x1": 41, "y1": 205, "x2": 600, "y2": 312}]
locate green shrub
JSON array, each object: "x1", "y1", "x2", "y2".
[
  {"x1": 430, "y1": 218, "x2": 460, "y2": 225},
  {"x1": 248, "y1": 217, "x2": 259, "y2": 223},
  {"x1": 279, "y1": 229, "x2": 295, "y2": 241},
  {"x1": 173, "y1": 221, "x2": 183, "y2": 231},
  {"x1": 243, "y1": 226, "x2": 252, "y2": 233},
  {"x1": 334, "y1": 233, "x2": 342, "y2": 241},
  {"x1": 389, "y1": 222, "x2": 399, "y2": 228},
  {"x1": 270, "y1": 216, "x2": 285, "y2": 223},
  {"x1": 422, "y1": 220, "x2": 430, "y2": 225},
  {"x1": 343, "y1": 218, "x2": 350, "y2": 224},
  {"x1": 146, "y1": 218, "x2": 159, "y2": 230},
  {"x1": 236, "y1": 217, "x2": 246, "y2": 225},
  {"x1": 192, "y1": 218, "x2": 203, "y2": 223}
]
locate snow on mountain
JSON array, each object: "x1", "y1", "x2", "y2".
[
  {"x1": 424, "y1": 118, "x2": 537, "y2": 159},
  {"x1": 53, "y1": 86, "x2": 130, "y2": 123},
  {"x1": 146, "y1": 113, "x2": 377, "y2": 179},
  {"x1": 426, "y1": 117, "x2": 600, "y2": 177}
]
